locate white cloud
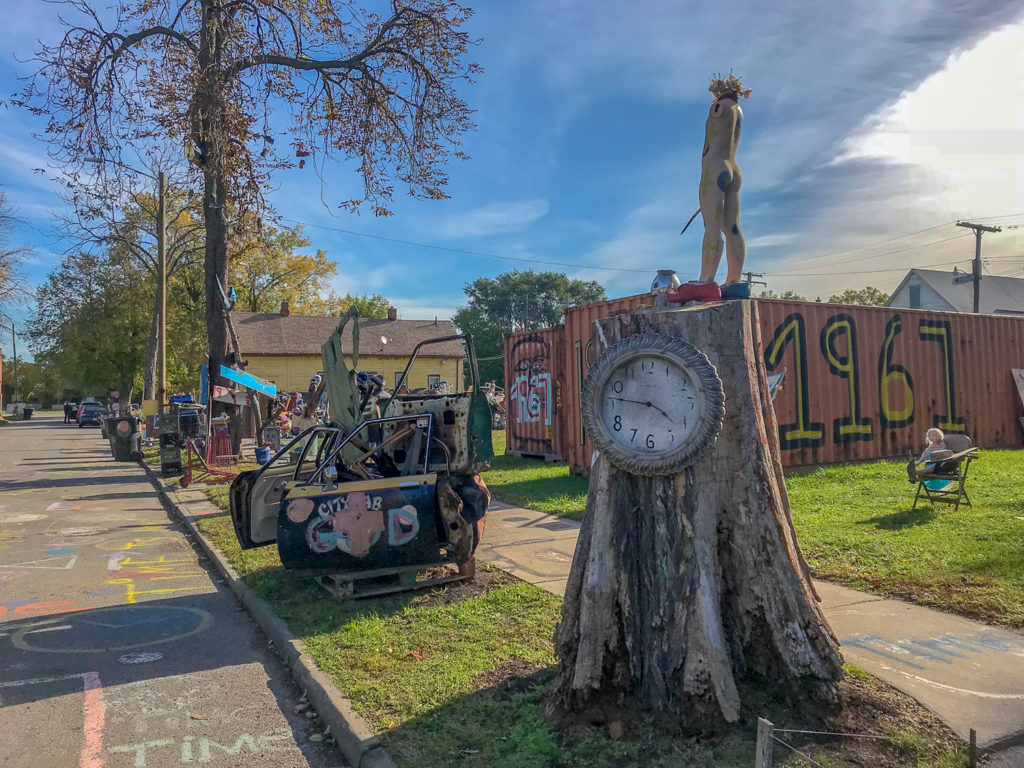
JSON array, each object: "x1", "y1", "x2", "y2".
[
  {"x1": 435, "y1": 199, "x2": 550, "y2": 238},
  {"x1": 835, "y1": 23, "x2": 1024, "y2": 218},
  {"x1": 747, "y1": 233, "x2": 799, "y2": 249}
]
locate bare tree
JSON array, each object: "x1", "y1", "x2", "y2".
[
  {"x1": 21, "y1": 0, "x2": 478, "y2": 403},
  {"x1": 0, "y1": 190, "x2": 30, "y2": 315}
]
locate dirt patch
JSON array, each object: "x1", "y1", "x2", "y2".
[
  {"x1": 472, "y1": 658, "x2": 554, "y2": 701},
  {"x1": 407, "y1": 562, "x2": 519, "y2": 608},
  {"x1": 762, "y1": 672, "x2": 963, "y2": 768}
]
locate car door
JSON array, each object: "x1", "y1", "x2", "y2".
[
  {"x1": 276, "y1": 473, "x2": 441, "y2": 572},
  {"x1": 230, "y1": 426, "x2": 338, "y2": 549}
]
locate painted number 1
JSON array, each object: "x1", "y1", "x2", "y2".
[{"x1": 764, "y1": 313, "x2": 825, "y2": 449}]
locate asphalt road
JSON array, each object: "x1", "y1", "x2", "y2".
[{"x1": 0, "y1": 414, "x2": 346, "y2": 768}]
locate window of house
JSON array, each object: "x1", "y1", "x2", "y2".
[
  {"x1": 909, "y1": 284, "x2": 921, "y2": 309},
  {"x1": 395, "y1": 371, "x2": 406, "y2": 389},
  {"x1": 427, "y1": 374, "x2": 441, "y2": 389}
]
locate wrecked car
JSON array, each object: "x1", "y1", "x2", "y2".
[{"x1": 229, "y1": 308, "x2": 493, "y2": 589}]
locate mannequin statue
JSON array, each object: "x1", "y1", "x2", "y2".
[{"x1": 669, "y1": 74, "x2": 751, "y2": 303}]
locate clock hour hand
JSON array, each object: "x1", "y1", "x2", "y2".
[{"x1": 607, "y1": 396, "x2": 673, "y2": 421}]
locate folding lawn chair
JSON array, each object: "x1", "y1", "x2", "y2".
[{"x1": 912, "y1": 433, "x2": 979, "y2": 511}]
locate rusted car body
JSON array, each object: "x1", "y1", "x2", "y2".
[{"x1": 230, "y1": 308, "x2": 493, "y2": 579}]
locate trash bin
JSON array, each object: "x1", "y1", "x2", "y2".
[
  {"x1": 157, "y1": 411, "x2": 183, "y2": 477},
  {"x1": 22, "y1": 407, "x2": 33, "y2": 421},
  {"x1": 106, "y1": 416, "x2": 141, "y2": 462},
  {"x1": 255, "y1": 444, "x2": 272, "y2": 465},
  {"x1": 159, "y1": 433, "x2": 183, "y2": 477}
]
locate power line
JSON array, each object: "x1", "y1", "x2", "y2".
[
  {"x1": 982, "y1": 263, "x2": 1024, "y2": 311},
  {"x1": 777, "y1": 220, "x2": 957, "y2": 268},
  {"x1": 280, "y1": 214, "x2": 1018, "y2": 280},
  {"x1": 764, "y1": 259, "x2": 965, "y2": 277}
]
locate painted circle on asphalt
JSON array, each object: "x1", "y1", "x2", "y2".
[
  {"x1": 117, "y1": 651, "x2": 165, "y2": 664},
  {"x1": 12, "y1": 605, "x2": 214, "y2": 654}
]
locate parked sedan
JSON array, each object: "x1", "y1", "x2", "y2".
[{"x1": 78, "y1": 402, "x2": 107, "y2": 428}]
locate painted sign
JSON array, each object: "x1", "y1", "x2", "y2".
[
  {"x1": 212, "y1": 385, "x2": 250, "y2": 407},
  {"x1": 218, "y1": 365, "x2": 277, "y2": 398},
  {"x1": 275, "y1": 477, "x2": 440, "y2": 571},
  {"x1": 504, "y1": 329, "x2": 561, "y2": 459},
  {"x1": 507, "y1": 297, "x2": 1024, "y2": 471}
]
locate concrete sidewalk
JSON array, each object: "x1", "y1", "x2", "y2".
[{"x1": 476, "y1": 501, "x2": 1024, "y2": 752}]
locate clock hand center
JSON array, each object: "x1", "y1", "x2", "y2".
[{"x1": 609, "y1": 396, "x2": 674, "y2": 422}]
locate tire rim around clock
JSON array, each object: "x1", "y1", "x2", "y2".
[{"x1": 581, "y1": 333, "x2": 725, "y2": 476}]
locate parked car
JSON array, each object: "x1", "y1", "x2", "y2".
[{"x1": 78, "y1": 402, "x2": 107, "y2": 428}]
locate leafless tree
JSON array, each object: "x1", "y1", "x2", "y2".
[{"x1": 21, "y1": 0, "x2": 478, "y2": 403}]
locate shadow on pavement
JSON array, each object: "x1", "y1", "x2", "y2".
[{"x1": 1, "y1": 592, "x2": 282, "y2": 703}]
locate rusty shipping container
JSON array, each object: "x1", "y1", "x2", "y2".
[
  {"x1": 561, "y1": 293, "x2": 653, "y2": 471},
  {"x1": 503, "y1": 325, "x2": 565, "y2": 460},
  {"x1": 754, "y1": 299, "x2": 1024, "y2": 468},
  {"x1": 505, "y1": 297, "x2": 1024, "y2": 472}
]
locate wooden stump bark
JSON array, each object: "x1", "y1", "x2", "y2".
[{"x1": 551, "y1": 299, "x2": 842, "y2": 729}]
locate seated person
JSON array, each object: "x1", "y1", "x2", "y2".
[{"x1": 906, "y1": 428, "x2": 953, "y2": 487}]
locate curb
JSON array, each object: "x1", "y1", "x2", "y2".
[{"x1": 138, "y1": 461, "x2": 398, "y2": 768}]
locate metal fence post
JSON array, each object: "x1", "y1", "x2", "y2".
[
  {"x1": 755, "y1": 717, "x2": 774, "y2": 768},
  {"x1": 969, "y1": 728, "x2": 977, "y2": 768}
]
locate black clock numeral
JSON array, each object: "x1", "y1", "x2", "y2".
[
  {"x1": 612, "y1": 380, "x2": 624, "y2": 393},
  {"x1": 613, "y1": 415, "x2": 622, "y2": 431},
  {"x1": 630, "y1": 428, "x2": 637, "y2": 442},
  {"x1": 645, "y1": 434, "x2": 655, "y2": 449}
]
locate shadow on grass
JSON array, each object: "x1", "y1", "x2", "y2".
[
  {"x1": 857, "y1": 507, "x2": 936, "y2": 530},
  {"x1": 379, "y1": 668, "x2": 764, "y2": 768}
]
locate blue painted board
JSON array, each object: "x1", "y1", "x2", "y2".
[{"x1": 219, "y1": 365, "x2": 277, "y2": 398}]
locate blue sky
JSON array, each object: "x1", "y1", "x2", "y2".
[{"x1": 2, "y1": 0, "x2": 1024, "y2": 361}]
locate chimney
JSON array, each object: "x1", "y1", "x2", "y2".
[
  {"x1": 387, "y1": 306, "x2": 397, "y2": 321},
  {"x1": 280, "y1": 300, "x2": 290, "y2": 317}
]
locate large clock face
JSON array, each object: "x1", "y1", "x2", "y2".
[
  {"x1": 581, "y1": 334, "x2": 725, "y2": 476},
  {"x1": 599, "y1": 355, "x2": 699, "y2": 455}
]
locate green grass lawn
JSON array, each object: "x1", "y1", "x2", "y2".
[
  {"x1": 194, "y1": 504, "x2": 963, "y2": 768},
  {"x1": 482, "y1": 435, "x2": 1024, "y2": 628},
  {"x1": 484, "y1": 431, "x2": 590, "y2": 520},
  {"x1": 788, "y1": 451, "x2": 1024, "y2": 627}
]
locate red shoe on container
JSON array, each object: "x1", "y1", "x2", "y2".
[{"x1": 666, "y1": 281, "x2": 722, "y2": 303}]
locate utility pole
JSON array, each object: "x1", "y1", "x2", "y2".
[
  {"x1": 84, "y1": 157, "x2": 169, "y2": 408},
  {"x1": 0, "y1": 317, "x2": 17, "y2": 403},
  {"x1": 743, "y1": 271, "x2": 767, "y2": 289},
  {"x1": 157, "y1": 171, "x2": 167, "y2": 411},
  {"x1": 956, "y1": 221, "x2": 1002, "y2": 313}
]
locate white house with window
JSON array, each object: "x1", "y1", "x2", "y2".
[{"x1": 886, "y1": 268, "x2": 1024, "y2": 316}]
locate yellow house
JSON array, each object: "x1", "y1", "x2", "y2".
[{"x1": 232, "y1": 304, "x2": 465, "y2": 394}]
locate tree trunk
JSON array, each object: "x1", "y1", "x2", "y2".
[
  {"x1": 197, "y1": 0, "x2": 231, "y2": 419},
  {"x1": 203, "y1": 163, "x2": 229, "y2": 414},
  {"x1": 143, "y1": 290, "x2": 159, "y2": 401},
  {"x1": 551, "y1": 299, "x2": 842, "y2": 731}
]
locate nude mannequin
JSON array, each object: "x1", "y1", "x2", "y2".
[
  {"x1": 667, "y1": 75, "x2": 750, "y2": 304},
  {"x1": 698, "y1": 92, "x2": 744, "y2": 286}
]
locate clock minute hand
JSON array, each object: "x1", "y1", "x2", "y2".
[{"x1": 608, "y1": 396, "x2": 673, "y2": 421}]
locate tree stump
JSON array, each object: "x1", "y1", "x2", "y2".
[{"x1": 551, "y1": 299, "x2": 842, "y2": 730}]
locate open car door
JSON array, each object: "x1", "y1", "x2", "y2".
[
  {"x1": 230, "y1": 425, "x2": 339, "y2": 549},
  {"x1": 275, "y1": 413, "x2": 472, "y2": 573}
]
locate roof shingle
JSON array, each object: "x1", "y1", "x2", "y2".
[{"x1": 231, "y1": 311, "x2": 465, "y2": 359}]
